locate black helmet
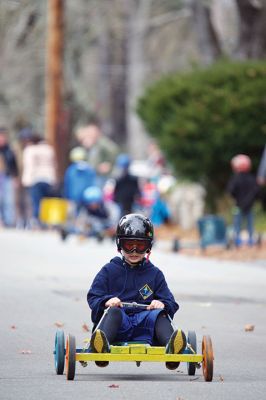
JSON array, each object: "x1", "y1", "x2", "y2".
[{"x1": 116, "y1": 213, "x2": 154, "y2": 252}]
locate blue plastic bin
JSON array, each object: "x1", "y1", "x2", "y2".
[{"x1": 197, "y1": 215, "x2": 228, "y2": 250}]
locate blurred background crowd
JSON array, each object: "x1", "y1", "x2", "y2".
[
  {"x1": 1, "y1": 119, "x2": 266, "y2": 251},
  {"x1": 1, "y1": 0, "x2": 266, "y2": 250},
  {"x1": 0, "y1": 123, "x2": 179, "y2": 238}
]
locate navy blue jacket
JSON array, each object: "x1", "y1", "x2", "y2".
[
  {"x1": 87, "y1": 256, "x2": 179, "y2": 324},
  {"x1": 227, "y1": 172, "x2": 259, "y2": 212},
  {"x1": 0, "y1": 145, "x2": 18, "y2": 177}
]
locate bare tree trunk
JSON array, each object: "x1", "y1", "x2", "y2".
[
  {"x1": 126, "y1": 0, "x2": 153, "y2": 159},
  {"x1": 234, "y1": 0, "x2": 266, "y2": 59},
  {"x1": 109, "y1": 31, "x2": 128, "y2": 146},
  {"x1": 94, "y1": 2, "x2": 112, "y2": 137},
  {"x1": 93, "y1": 1, "x2": 128, "y2": 145},
  {"x1": 94, "y1": 1, "x2": 194, "y2": 155},
  {"x1": 190, "y1": 0, "x2": 222, "y2": 64},
  {"x1": 108, "y1": 1, "x2": 129, "y2": 146}
]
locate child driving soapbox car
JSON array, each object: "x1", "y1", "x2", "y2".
[{"x1": 54, "y1": 302, "x2": 214, "y2": 382}]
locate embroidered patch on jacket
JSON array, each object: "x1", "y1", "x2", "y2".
[{"x1": 139, "y1": 284, "x2": 153, "y2": 300}]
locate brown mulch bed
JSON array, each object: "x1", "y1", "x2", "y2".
[
  {"x1": 178, "y1": 244, "x2": 266, "y2": 262},
  {"x1": 155, "y1": 224, "x2": 266, "y2": 262}
]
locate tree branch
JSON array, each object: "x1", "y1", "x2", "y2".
[{"x1": 147, "y1": 8, "x2": 192, "y2": 30}]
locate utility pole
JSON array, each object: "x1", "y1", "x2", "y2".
[{"x1": 45, "y1": 0, "x2": 65, "y2": 181}]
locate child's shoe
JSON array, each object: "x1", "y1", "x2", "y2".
[
  {"x1": 165, "y1": 329, "x2": 186, "y2": 370},
  {"x1": 90, "y1": 329, "x2": 110, "y2": 367}
]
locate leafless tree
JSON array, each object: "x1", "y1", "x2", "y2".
[
  {"x1": 234, "y1": 0, "x2": 266, "y2": 58},
  {"x1": 190, "y1": 0, "x2": 222, "y2": 64}
]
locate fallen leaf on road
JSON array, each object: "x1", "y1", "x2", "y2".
[
  {"x1": 82, "y1": 323, "x2": 90, "y2": 332},
  {"x1": 219, "y1": 375, "x2": 224, "y2": 382},
  {"x1": 108, "y1": 384, "x2": 119, "y2": 388},
  {"x1": 245, "y1": 324, "x2": 255, "y2": 332},
  {"x1": 19, "y1": 350, "x2": 32, "y2": 354},
  {"x1": 54, "y1": 321, "x2": 64, "y2": 328}
]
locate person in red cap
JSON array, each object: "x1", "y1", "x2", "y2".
[{"x1": 227, "y1": 154, "x2": 259, "y2": 246}]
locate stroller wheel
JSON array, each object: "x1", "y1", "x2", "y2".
[{"x1": 96, "y1": 233, "x2": 104, "y2": 242}]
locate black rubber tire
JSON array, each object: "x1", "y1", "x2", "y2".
[
  {"x1": 54, "y1": 330, "x2": 65, "y2": 375},
  {"x1": 66, "y1": 334, "x2": 76, "y2": 381},
  {"x1": 187, "y1": 330, "x2": 197, "y2": 376},
  {"x1": 202, "y1": 335, "x2": 214, "y2": 382}
]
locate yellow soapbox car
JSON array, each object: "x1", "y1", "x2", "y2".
[{"x1": 54, "y1": 302, "x2": 214, "y2": 382}]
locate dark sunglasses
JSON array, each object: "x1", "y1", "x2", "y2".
[{"x1": 120, "y1": 238, "x2": 151, "y2": 254}]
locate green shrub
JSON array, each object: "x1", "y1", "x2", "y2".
[{"x1": 138, "y1": 60, "x2": 266, "y2": 209}]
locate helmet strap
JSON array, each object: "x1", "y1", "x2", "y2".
[
  {"x1": 145, "y1": 250, "x2": 151, "y2": 262},
  {"x1": 116, "y1": 238, "x2": 121, "y2": 252}
]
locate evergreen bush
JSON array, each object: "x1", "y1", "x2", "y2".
[{"x1": 137, "y1": 60, "x2": 266, "y2": 209}]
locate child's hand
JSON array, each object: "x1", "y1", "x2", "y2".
[
  {"x1": 147, "y1": 300, "x2": 165, "y2": 310},
  {"x1": 105, "y1": 297, "x2": 122, "y2": 307}
]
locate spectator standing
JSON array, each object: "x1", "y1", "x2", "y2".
[
  {"x1": 227, "y1": 154, "x2": 259, "y2": 246},
  {"x1": 76, "y1": 123, "x2": 119, "y2": 187},
  {"x1": 63, "y1": 146, "x2": 96, "y2": 215},
  {"x1": 21, "y1": 134, "x2": 57, "y2": 227},
  {"x1": 113, "y1": 154, "x2": 141, "y2": 217},
  {"x1": 16, "y1": 127, "x2": 35, "y2": 228},
  {"x1": 0, "y1": 127, "x2": 19, "y2": 227}
]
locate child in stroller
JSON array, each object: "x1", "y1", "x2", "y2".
[{"x1": 60, "y1": 186, "x2": 119, "y2": 242}]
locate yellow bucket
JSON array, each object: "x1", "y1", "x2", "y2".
[{"x1": 39, "y1": 198, "x2": 69, "y2": 225}]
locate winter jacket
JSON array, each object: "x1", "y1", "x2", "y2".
[
  {"x1": 22, "y1": 142, "x2": 56, "y2": 187},
  {"x1": 113, "y1": 173, "x2": 140, "y2": 214},
  {"x1": 0, "y1": 145, "x2": 18, "y2": 177},
  {"x1": 227, "y1": 172, "x2": 259, "y2": 213},
  {"x1": 87, "y1": 256, "x2": 179, "y2": 325},
  {"x1": 64, "y1": 161, "x2": 96, "y2": 202}
]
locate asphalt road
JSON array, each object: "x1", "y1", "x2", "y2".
[{"x1": 1, "y1": 230, "x2": 266, "y2": 400}]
